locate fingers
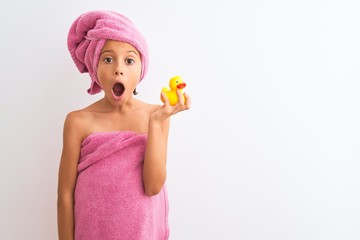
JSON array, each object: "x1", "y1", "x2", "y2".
[
  {"x1": 183, "y1": 92, "x2": 191, "y2": 110},
  {"x1": 173, "y1": 91, "x2": 190, "y2": 113},
  {"x1": 160, "y1": 92, "x2": 170, "y2": 107},
  {"x1": 176, "y1": 90, "x2": 185, "y2": 105},
  {"x1": 159, "y1": 90, "x2": 190, "y2": 117}
]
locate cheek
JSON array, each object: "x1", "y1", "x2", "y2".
[
  {"x1": 96, "y1": 69, "x2": 110, "y2": 88},
  {"x1": 134, "y1": 64, "x2": 142, "y2": 80},
  {"x1": 96, "y1": 71, "x2": 104, "y2": 86},
  {"x1": 128, "y1": 65, "x2": 142, "y2": 84}
]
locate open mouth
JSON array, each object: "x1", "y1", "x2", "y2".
[{"x1": 112, "y1": 82, "x2": 125, "y2": 97}]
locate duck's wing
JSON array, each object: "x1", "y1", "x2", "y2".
[{"x1": 161, "y1": 87, "x2": 170, "y2": 93}]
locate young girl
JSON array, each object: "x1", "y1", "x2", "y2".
[{"x1": 57, "y1": 10, "x2": 190, "y2": 240}]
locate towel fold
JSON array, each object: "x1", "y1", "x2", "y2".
[
  {"x1": 67, "y1": 10, "x2": 149, "y2": 94},
  {"x1": 74, "y1": 131, "x2": 169, "y2": 240}
]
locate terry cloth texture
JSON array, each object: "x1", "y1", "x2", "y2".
[
  {"x1": 74, "y1": 131, "x2": 169, "y2": 240},
  {"x1": 67, "y1": 10, "x2": 149, "y2": 94}
]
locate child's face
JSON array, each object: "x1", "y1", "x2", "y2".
[{"x1": 97, "y1": 40, "x2": 142, "y2": 105}]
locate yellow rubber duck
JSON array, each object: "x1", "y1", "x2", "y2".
[{"x1": 161, "y1": 76, "x2": 187, "y2": 106}]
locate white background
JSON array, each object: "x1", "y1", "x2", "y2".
[{"x1": 1, "y1": 0, "x2": 359, "y2": 239}]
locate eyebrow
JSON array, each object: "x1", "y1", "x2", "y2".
[
  {"x1": 100, "y1": 49, "x2": 139, "y2": 56},
  {"x1": 100, "y1": 50, "x2": 114, "y2": 55}
]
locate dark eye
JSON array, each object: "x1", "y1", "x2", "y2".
[
  {"x1": 104, "y1": 57, "x2": 113, "y2": 63},
  {"x1": 126, "y1": 58, "x2": 135, "y2": 65}
]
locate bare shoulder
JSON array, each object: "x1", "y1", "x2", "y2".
[
  {"x1": 63, "y1": 109, "x2": 94, "y2": 142},
  {"x1": 136, "y1": 100, "x2": 161, "y2": 114},
  {"x1": 64, "y1": 110, "x2": 88, "y2": 130},
  {"x1": 138, "y1": 100, "x2": 170, "y2": 130},
  {"x1": 131, "y1": 100, "x2": 169, "y2": 132}
]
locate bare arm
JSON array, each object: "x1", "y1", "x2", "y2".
[
  {"x1": 143, "y1": 116, "x2": 170, "y2": 196},
  {"x1": 143, "y1": 92, "x2": 191, "y2": 196},
  {"x1": 57, "y1": 112, "x2": 84, "y2": 240}
]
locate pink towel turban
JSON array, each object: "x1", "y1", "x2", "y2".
[{"x1": 67, "y1": 10, "x2": 149, "y2": 94}]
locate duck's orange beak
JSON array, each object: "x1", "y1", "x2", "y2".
[{"x1": 176, "y1": 82, "x2": 186, "y2": 89}]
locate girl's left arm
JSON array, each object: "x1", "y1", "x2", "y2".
[
  {"x1": 143, "y1": 92, "x2": 191, "y2": 196},
  {"x1": 143, "y1": 116, "x2": 170, "y2": 196}
]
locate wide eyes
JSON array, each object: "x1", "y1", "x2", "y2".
[
  {"x1": 103, "y1": 57, "x2": 135, "y2": 65},
  {"x1": 125, "y1": 58, "x2": 135, "y2": 65},
  {"x1": 104, "y1": 57, "x2": 114, "y2": 63}
]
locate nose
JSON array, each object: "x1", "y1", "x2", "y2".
[
  {"x1": 115, "y1": 71, "x2": 124, "y2": 76},
  {"x1": 114, "y1": 62, "x2": 124, "y2": 76}
]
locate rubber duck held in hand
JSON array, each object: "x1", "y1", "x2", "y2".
[{"x1": 161, "y1": 76, "x2": 187, "y2": 106}]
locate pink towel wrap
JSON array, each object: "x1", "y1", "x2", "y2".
[
  {"x1": 74, "y1": 131, "x2": 169, "y2": 240},
  {"x1": 67, "y1": 10, "x2": 149, "y2": 94}
]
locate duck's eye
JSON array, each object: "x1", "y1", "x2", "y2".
[
  {"x1": 176, "y1": 81, "x2": 178, "y2": 83},
  {"x1": 125, "y1": 58, "x2": 135, "y2": 65},
  {"x1": 104, "y1": 57, "x2": 113, "y2": 63}
]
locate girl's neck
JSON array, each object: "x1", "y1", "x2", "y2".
[{"x1": 98, "y1": 96, "x2": 139, "y2": 113}]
